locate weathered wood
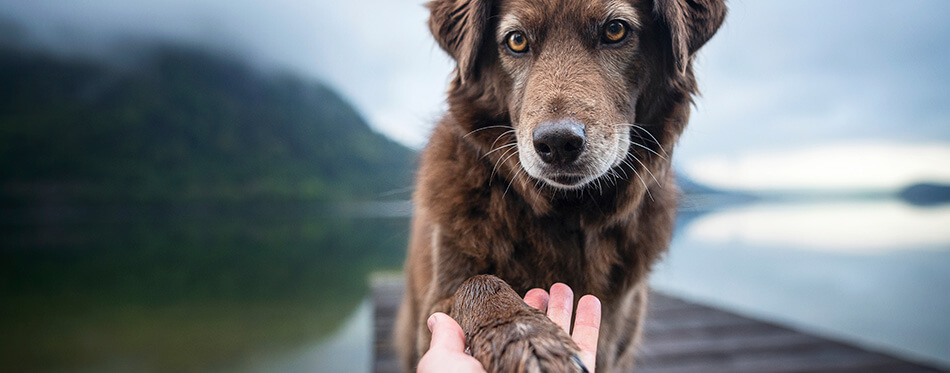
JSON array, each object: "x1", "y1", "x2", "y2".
[
  {"x1": 372, "y1": 279, "x2": 946, "y2": 373},
  {"x1": 373, "y1": 276, "x2": 405, "y2": 373}
]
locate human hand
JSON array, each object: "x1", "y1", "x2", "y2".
[
  {"x1": 417, "y1": 283, "x2": 602, "y2": 372},
  {"x1": 417, "y1": 312, "x2": 486, "y2": 373},
  {"x1": 524, "y1": 283, "x2": 602, "y2": 372}
]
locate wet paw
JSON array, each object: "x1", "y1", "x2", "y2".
[{"x1": 451, "y1": 275, "x2": 587, "y2": 373}]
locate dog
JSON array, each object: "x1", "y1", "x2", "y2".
[{"x1": 396, "y1": 0, "x2": 726, "y2": 371}]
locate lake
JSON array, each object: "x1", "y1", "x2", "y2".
[
  {"x1": 653, "y1": 199, "x2": 950, "y2": 369},
  {"x1": 0, "y1": 205, "x2": 409, "y2": 372},
  {"x1": 2, "y1": 199, "x2": 948, "y2": 371}
]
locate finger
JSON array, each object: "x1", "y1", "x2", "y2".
[
  {"x1": 523, "y1": 288, "x2": 549, "y2": 311},
  {"x1": 572, "y1": 295, "x2": 602, "y2": 372},
  {"x1": 547, "y1": 283, "x2": 574, "y2": 333},
  {"x1": 427, "y1": 312, "x2": 467, "y2": 353}
]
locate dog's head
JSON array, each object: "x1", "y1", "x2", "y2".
[{"x1": 429, "y1": 0, "x2": 725, "y2": 191}]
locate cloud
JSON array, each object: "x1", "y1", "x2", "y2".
[
  {"x1": 2, "y1": 0, "x2": 948, "y2": 161},
  {"x1": 684, "y1": 141, "x2": 950, "y2": 192},
  {"x1": 680, "y1": 0, "x2": 950, "y2": 163},
  {"x1": 0, "y1": 0, "x2": 452, "y2": 149}
]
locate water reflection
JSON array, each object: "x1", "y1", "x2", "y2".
[
  {"x1": 5, "y1": 199, "x2": 948, "y2": 371},
  {"x1": 237, "y1": 300, "x2": 372, "y2": 373},
  {"x1": 684, "y1": 199, "x2": 950, "y2": 252},
  {"x1": 652, "y1": 199, "x2": 950, "y2": 368},
  {"x1": 0, "y1": 208, "x2": 409, "y2": 372}
]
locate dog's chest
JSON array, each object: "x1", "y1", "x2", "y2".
[{"x1": 492, "y1": 215, "x2": 610, "y2": 295}]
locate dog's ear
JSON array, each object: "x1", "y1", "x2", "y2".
[
  {"x1": 654, "y1": 0, "x2": 727, "y2": 75},
  {"x1": 427, "y1": 0, "x2": 494, "y2": 85}
]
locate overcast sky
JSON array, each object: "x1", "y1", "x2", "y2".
[{"x1": 3, "y1": 0, "x2": 949, "y2": 191}]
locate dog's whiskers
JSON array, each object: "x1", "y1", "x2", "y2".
[
  {"x1": 629, "y1": 154, "x2": 662, "y2": 188},
  {"x1": 609, "y1": 169, "x2": 621, "y2": 186},
  {"x1": 610, "y1": 142, "x2": 661, "y2": 201},
  {"x1": 463, "y1": 125, "x2": 515, "y2": 139},
  {"x1": 488, "y1": 129, "x2": 517, "y2": 150},
  {"x1": 482, "y1": 125, "x2": 662, "y2": 200},
  {"x1": 490, "y1": 146, "x2": 519, "y2": 186},
  {"x1": 482, "y1": 130, "x2": 517, "y2": 161},
  {"x1": 611, "y1": 123, "x2": 668, "y2": 159},
  {"x1": 621, "y1": 160, "x2": 638, "y2": 186},
  {"x1": 583, "y1": 163, "x2": 604, "y2": 195},
  {"x1": 503, "y1": 161, "x2": 525, "y2": 199},
  {"x1": 632, "y1": 171, "x2": 654, "y2": 201},
  {"x1": 627, "y1": 159, "x2": 654, "y2": 202},
  {"x1": 616, "y1": 160, "x2": 631, "y2": 181},
  {"x1": 497, "y1": 146, "x2": 522, "y2": 193},
  {"x1": 483, "y1": 143, "x2": 517, "y2": 159},
  {"x1": 629, "y1": 141, "x2": 666, "y2": 160},
  {"x1": 613, "y1": 123, "x2": 661, "y2": 143}
]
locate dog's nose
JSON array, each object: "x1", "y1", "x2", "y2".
[{"x1": 532, "y1": 119, "x2": 586, "y2": 166}]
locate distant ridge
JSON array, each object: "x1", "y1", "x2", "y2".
[
  {"x1": 676, "y1": 173, "x2": 757, "y2": 213},
  {"x1": 677, "y1": 173, "x2": 724, "y2": 195},
  {"x1": 899, "y1": 182, "x2": 950, "y2": 206}
]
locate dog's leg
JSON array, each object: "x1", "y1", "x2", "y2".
[
  {"x1": 414, "y1": 274, "x2": 474, "y2": 357},
  {"x1": 596, "y1": 284, "x2": 648, "y2": 373},
  {"x1": 412, "y1": 225, "x2": 490, "y2": 360},
  {"x1": 394, "y1": 281, "x2": 418, "y2": 371},
  {"x1": 415, "y1": 289, "x2": 457, "y2": 356},
  {"x1": 396, "y1": 251, "x2": 466, "y2": 371}
]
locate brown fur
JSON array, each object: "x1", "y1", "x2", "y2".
[
  {"x1": 396, "y1": 0, "x2": 725, "y2": 371},
  {"x1": 452, "y1": 275, "x2": 586, "y2": 373}
]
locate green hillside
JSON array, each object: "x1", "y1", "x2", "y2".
[
  {"x1": 0, "y1": 44, "x2": 415, "y2": 206},
  {"x1": 0, "y1": 42, "x2": 416, "y2": 371}
]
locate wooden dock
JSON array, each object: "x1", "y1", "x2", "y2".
[{"x1": 372, "y1": 279, "x2": 945, "y2": 373}]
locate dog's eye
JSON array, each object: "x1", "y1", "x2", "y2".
[
  {"x1": 603, "y1": 20, "x2": 627, "y2": 44},
  {"x1": 506, "y1": 32, "x2": 529, "y2": 54}
]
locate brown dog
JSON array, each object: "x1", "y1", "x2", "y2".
[{"x1": 396, "y1": 0, "x2": 726, "y2": 371}]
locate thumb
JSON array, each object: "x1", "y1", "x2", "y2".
[{"x1": 427, "y1": 312, "x2": 467, "y2": 353}]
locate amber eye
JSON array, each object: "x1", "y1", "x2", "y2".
[
  {"x1": 506, "y1": 32, "x2": 529, "y2": 53},
  {"x1": 603, "y1": 20, "x2": 627, "y2": 43}
]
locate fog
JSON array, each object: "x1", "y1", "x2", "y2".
[{"x1": 3, "y1": 0, "x2": 949, "y2": 189}]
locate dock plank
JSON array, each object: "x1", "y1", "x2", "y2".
[{"x1": 372, "y1": 279, "x2": 945, "y2": 373}]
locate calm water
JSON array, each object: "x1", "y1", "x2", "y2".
[
  {"x1": 0, "y1": 206, "x2": 409, "y2": 372},
  {"x1": 2, "y1": 199, "x2": 948, "y2": 371},
  {"x1": 653, "y1": 199, "x2": 950, "y2": 368}
]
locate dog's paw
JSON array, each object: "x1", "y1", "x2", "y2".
[
  {"x1": 466, "y1": 315, "x2": 587, "y2": 373},
  {"x1": 451, "y1": 275, "x2": 587, "y2": 373}
]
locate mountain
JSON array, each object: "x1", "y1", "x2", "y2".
[
  {"x1": 899, "y1": 182, "x2": 950, "y2": 206},
  {"x1": 676, "y1": 173, "x2": 757, "y2": 210},
  {"x1": 676, "y1": 173, "x2": 723, "y2": 195},
  {"x1": 0, "y1": 43, "x2": 415, "y2": 206}
]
